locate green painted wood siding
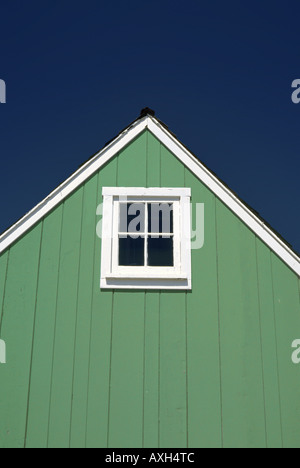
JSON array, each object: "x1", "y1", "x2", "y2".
[{"x1": 0, "y1": 130, "x2": 299, "y2": 448}]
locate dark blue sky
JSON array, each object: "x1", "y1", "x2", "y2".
[{"x1": 0, "y1": 0, "x2": 299, "y2": 253}]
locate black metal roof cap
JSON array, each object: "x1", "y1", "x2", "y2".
[{"x1": 140, "y1": 107, "x2": 155, "y2": 117}]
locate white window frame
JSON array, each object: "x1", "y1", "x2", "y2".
[{"x1": 100, "y1": 187, "x2": 192, "y2": 290}]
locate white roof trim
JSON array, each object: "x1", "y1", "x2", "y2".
[
  {"x1": 0, "y1": 117, "x2": 148, "y2": 254},
  {"x1": 0, "y1": 115, "x2": 299, "y2": 277}
]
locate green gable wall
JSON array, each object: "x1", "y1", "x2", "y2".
[{"x1": 0, "y1": 130, "x2": 299, "y2": 448}]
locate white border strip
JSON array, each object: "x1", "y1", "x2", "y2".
[
  {"x1": 0, "y1": 115, "x2": 299, "y2": 277},
  {"x1": 102, "y1": 187, "x2": 191, "y2": 197},
  {"x1": 100, "y1": 187, "x2": 192, "y2": 290}
]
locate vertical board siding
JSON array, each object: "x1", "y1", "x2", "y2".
[
  {"x1": 0, "y1": 130, "x2": 299, "y2": 448},
  {"x1": 159, "y1": 292, "x2": 187, "y2": 448},
  {"x1": 0, "y1": 225, "x2": 42, "y2": 448},
  {"x1": 160, "y1": 148, "x2": 187, "y2": 448},
  {"x1": 146, "y1": 131, "x2": 161, "y2": 188},
  {"x1": 185, "y1": 170, "x2": 222, "y2": 448},
  {"x1": 143, "y1": 132, "x2": 161, "y2": 447},
  {"x1": 85, "y1": 160, "x2": 116, "y2": 448},
  {"x1": 25, "y1": 206, "x2": 64, "y2": 448},
  {"x1": 108, "y1": 291, "x2": 145, "y2": 447},
  {"x1": 106, "y1": 132, "x2": 147, "y2": 448},
  {"x1": 143, "y1": 292, "x2": 160, "y2": 447},
  {"x1": 271, "y1": 254, "x2": 300, "y2": 448},
  {"x1": 118, "y1": 131, "x2": 147, "y2": 188},
  {"x1": 255, "y1": 239, "x2": 283, "y2": 448},
  {"x1": 47, "y1": 188, "x2": 83, "y2": 448},
  {"x1": 0, "y1": 251, "x2": 9, "y2": 330},
  {"x1": 69, "y1": 174, "x2": 99, "y2": 448},
  {"x1": 216, "y1": 200, "x2": 266, "y2": 448}
]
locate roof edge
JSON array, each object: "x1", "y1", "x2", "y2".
[
  {"x1": 0, "y1": 114, "x2": 299, "y2": 277},
  {"x1": 147, "y1": 116, "x2": 300, "y2": 276},
  {"x1": 0, "y1": 116, "x2": 149, "y2": 254}
]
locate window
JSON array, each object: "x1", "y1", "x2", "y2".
[
  {"x1": 100, "y1": 188, "x2": 191, "y2": 289},
  {"x1": 118, "y1": 202, "x2": 174, "y2": 267}
]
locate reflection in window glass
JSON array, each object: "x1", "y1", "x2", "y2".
[
  {"x1": 119, "y1": 203, "x2": 145, "y2": 233},
  {"x1": 118, "y1": 202, "x2": 175, "y2": 268},
  {"x1": 148, "y1": 203, "x2": 173, "y2": 234},
  {"x1": 148, "y1": 236, "x2": 174, "y2": 267},
  {"x1": 119, "y1": 236, "x2": 145, "y2": 266}
]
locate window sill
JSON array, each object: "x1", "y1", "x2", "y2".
[
  {"x1": 105, "y1": 273, "x2": 188, "y2": 280},
  {"x1": 100, "y1": 275, "x2": 192, "y2": 290}
]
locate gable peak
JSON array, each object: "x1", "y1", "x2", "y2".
[{"x1": 140, "y1": 107, "x2": 155, "y2": 118}]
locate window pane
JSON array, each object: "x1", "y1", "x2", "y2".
[
  {"x1": 147, "y1": 236, "x2": 174, "y2": 267},
  {"x1": 119, "y1": 203, "x2": 145, "y2": 233},
  {"x1": 148, "y1": 203, "x2": 173, "y2": 234},
  {"x1": 119, "y1": 236, "x2": 145, "y2": 266}
]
